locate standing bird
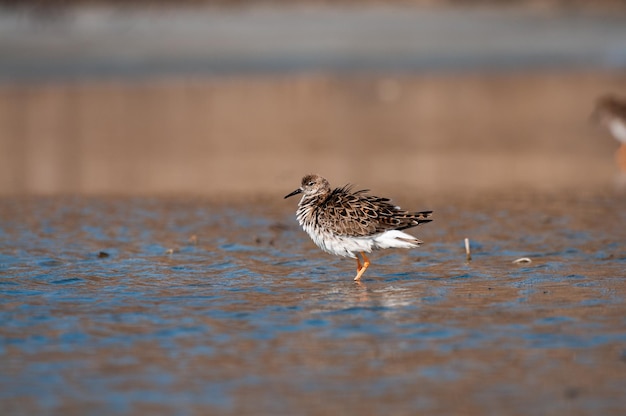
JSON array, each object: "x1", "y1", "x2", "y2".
[
  {"x1": 284, "y1": 174, "x2": 433, "y2": 280},
  {"x1": 591, "y1": 95, "x2": 626, "y2": 174}
]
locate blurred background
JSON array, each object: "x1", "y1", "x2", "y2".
[{"x1": 1, "y1": 0, "x2": 626, "y2": 197}]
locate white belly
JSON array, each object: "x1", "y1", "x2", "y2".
[{"x1": 302, "y1": 223, "x2": 421, "y2": 258}]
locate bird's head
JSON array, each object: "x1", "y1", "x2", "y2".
[{"x1": 284, "y1": 174, "x2": 331, "y2": 199}]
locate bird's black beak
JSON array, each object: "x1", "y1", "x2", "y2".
[{"x1": 284, "y1": 188, "x2": 302, "y2": 199}]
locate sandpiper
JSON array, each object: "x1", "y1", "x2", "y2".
[
  {"x1": 592, "y1": 95, "x2": 626, "y2": 173},
  {"x1": 284, "y1": 174, "x2": 433, "y2": 280}
]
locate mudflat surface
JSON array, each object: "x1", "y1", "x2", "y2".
[{"x1": 1, "y1": 192, "x2": 625, "y2": 415}]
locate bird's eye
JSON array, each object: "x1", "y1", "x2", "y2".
[{"x1": 307, "y1": 182, "x2": 315, "y2": 186}]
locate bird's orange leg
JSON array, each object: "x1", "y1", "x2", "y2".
[{"x1": 354, "y1": 252, "x2": 370, "y2": 281}]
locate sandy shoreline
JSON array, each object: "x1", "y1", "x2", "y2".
[{"x1": 1, "y1": 70, "x2": 625, "y2": 197}]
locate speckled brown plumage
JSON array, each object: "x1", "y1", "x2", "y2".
[{"x1": 315, "y1": 184, "x2": 432, "y2": 237}]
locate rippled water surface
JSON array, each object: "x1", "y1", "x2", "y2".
[{"x1": 1, "y1": 195, "x2": 625, "y2": 415}]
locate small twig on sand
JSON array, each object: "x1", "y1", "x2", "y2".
[{"x1": 465, "y1": 238, "x2": 471, "y2": 262}]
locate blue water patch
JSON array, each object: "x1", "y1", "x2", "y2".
[
  {"x1": 418, "y1": 365, "x2": 460, "y2": 381},
  {"x1": 141, "y1": 243, "x2": 170, "y2": 255},
  {"x1": 450, "y1": 273, "x2": 473, "y2": 280},
  {"x1": 46, "y1": 277, "x2": 82, "y2": 286},
  {"x1": 219, "y1": 243, "x2": 262, "y2": 252},
  {"x1": 535, "y1": 316, "x2": 575, "y2": 325},
  {"x1": 37, "y1": 259, "x2": 65, "y2": 268}
]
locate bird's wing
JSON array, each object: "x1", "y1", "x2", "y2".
[{"x1": 316, "y1": 186, "x2": 432, "y2": 237}]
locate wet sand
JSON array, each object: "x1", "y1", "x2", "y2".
[{"x1": 1, "y1": 192, "x2": 625, "y2": 415}]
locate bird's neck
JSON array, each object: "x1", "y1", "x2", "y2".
[
  {"x1": 298, "y1": 192, "x2": 329, "y2": 208},
  {"x1": 296, "y1": 193, "x2": 328, "y2": 223}
]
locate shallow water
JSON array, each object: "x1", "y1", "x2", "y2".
[{"x1": 1, "y1": 195, "x2": 625, "y2": 415}]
